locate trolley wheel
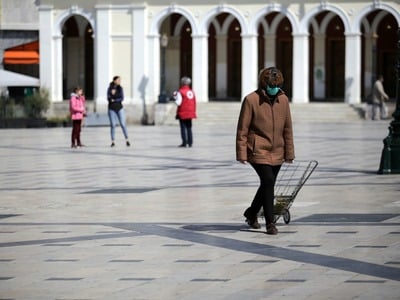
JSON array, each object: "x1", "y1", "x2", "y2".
[{"x1": 283, "y1": 209, "x2": 291, "y2": 224}]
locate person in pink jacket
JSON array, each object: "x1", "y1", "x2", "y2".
[{"x1": 69, "y1": 86, "x2": 86, "y2": 148}]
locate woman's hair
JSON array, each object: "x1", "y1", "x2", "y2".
[
  {"x1": 110, "y1": 76, "x2": 120, "y2": 86},
  {"x1": 258, "y1": 67, "x2": 284, "y2": 88}
]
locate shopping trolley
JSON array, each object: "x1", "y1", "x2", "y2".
[{"x1": 258, "y1": 160, "x2": 318, "y2": 224}]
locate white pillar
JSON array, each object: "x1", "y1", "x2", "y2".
[
  {"x1": 345, "y1": 32, "x2": 362, "y2": 104},
  {"x1": 313, "y1": 33, "x2": 325, "y2": 99},
  {"x1": 132, "y1": 5, "x2": 148, "y2": 104},
  {"x1": 53, "y1": 35, "x2": 63, "y2": 101},
  {"x1": 241, "y1": 33, "x2": 258, "y2": 98},
  {"x1": 147, "y1": 34, "x2": 160, "y2": 103},
  {"x1": 94, "y1": 5, "x2": 111, "y2": 109},
  {"x1": 192, "y1": 34, "x2": 208, "y2": 103},
  {"x1": 39, "y1": 5, "x2": 58, "y2": 101},
  {"x1": 166, "y1": 36, "x2": 180, "y2": 94},
  {"x1": 264, "y1": 33, "x2": 276, "y2": 68},
  {"x1": 364, "y1": 33, "x2": 374, "y2": 95},
  {"x1": 216, "y1": 34, "x2": 227, "y2": 98},
  {"x1": 292, "y1": 33, "x2": 309, "y2": 103}
]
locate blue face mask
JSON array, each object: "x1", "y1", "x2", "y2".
[{"x1": 266, "y1": 85, "x2": 280, "y2": 96}]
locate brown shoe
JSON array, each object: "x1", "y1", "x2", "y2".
[
  {"x1": 266, "y1": 223, "x2": 278, "y2": 235},
  {"x1": 245, "y1": 218, "x2": 261, "y2": 229}
]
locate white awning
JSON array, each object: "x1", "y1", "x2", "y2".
[{"x1": 0, "y1": 69, "x2": 40, "y2": 87}]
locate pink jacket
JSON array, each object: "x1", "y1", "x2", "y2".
[{"x1": 69, "y1": 93, "x2": 86, "y2": 120}]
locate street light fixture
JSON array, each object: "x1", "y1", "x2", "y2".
[
  {"x1": 378, "y1": 27, "x2": 400, "y2": 174},
  {"x1": 158, "y1": 33, "x2": 169, "y2": 103}
]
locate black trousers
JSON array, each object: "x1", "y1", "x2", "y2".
[
  {"x1": 247, "y1": 163, "x2": 281, "y2": 224},
  {"x1": 179, "y1": 119, "x2": 193, "y2": 146},
  {"x1": 71, "y1": 119, "x2": 82, "y2": 146}
]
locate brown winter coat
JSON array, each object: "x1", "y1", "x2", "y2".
[{"x1": 236, "y1": 89, "x2": 295, "y2": 165}]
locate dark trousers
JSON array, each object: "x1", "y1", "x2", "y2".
[
  {"x1": 179, "y1": 119, "x2": 193, "y2": 146},
  {"x1": 71, "y1": 119, "x2": 82, "y2": 146},
  {"x1": 247, "y1": 163, "x2": 281, "y2": 224}
]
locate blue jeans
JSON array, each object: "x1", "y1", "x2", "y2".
[{"x1": 108, "y1": 108, "x2": 129, "y2": 141}]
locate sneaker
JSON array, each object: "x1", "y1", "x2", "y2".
[
  {"x1": 178, "y1": 144, "x2": 187, "y2": 148},
  {"x1": 111, "y1": 142, "x2": 115, "y2": 147},
  {"x1": 266, "y1": 223, "x2": 278, "y2": 235},
  {"x1": 126, "y1": 141, "x2": 130, "y2": 147}
]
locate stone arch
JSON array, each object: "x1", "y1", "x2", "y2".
[
  {"x1": 200, "y1": 4, "x2": 248, "y2": 36},
  {"x1": 299, "y1": 3, "x2": 351, "y2": 34},
  {"x1": 51, "y1": 8, "x2": 95, "y2": 99},
  {"x1": 249, "y1": 4, "x2": 299, "y2": 35},
  {"x1": 53, "y1": 7, "x2": 95, "y2": 37},
  {"x1": 351, "y1": 2, "x2": 400, "y2": 33},
  {"x1": 149, "y1": 5, "x2": 198, "y2": 36}
]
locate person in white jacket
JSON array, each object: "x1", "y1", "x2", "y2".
[{"x1": 372, "y1": 75, "x2": 389, "y2": 120}]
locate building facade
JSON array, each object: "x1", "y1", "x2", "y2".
[{"x1": 2, "y1": 1, "x2": 400, "y2": 122}]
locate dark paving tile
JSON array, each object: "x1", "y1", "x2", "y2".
[
  {"x1": 354, "y1": 245, "x2": 388, "y2": 248},
  {"x1": 102, "y1": 244, "x2": 133, "y2": 246},
  {"x1": 175, "y1": 259, "x2": 210, "y2": 263},
  {"x1": 191, "y1": 278, "x2": 230, "y2": 282},
  {"x1": 83, "y1": 188, "x2": 159, "y2": 194},
  {"x1": 242, "y1": 259, "x2": 279, "y2": 263},
  {"x1": 268, "y1": 279, "x2": 307, "y2": 282},
  {"x1": 46, "y1": 277, "x2": 83, "y2": 281},
  {"x1": 0, "y1": 214, "x2": 21, "y2": 219},
  {"x1": 345, "y1": 280, "x2": 386, "y2": 283},
  {"x1": 287, "y1": 245, "x2": 321, "y2": 248},
  {"x1": 384, "y1": 261, "x2": 400, "y2": 265},
  {"x1": 41, "y1": 243, "x2": 73, "y2": 247},
  {"x1": 296, "y1": 213, "x2": 399, "y2": 223},
  {"x1": 118, "y1": 277, "x2": 155, "y2": 281},
  {"x1": 109, "y1": 259, "x2": 143, "y2": 263},
  {"x1": 163, "y1": 243, "x2": 193, "y2": 247},
  {"x1": 45, "y1": 259, "x2": 79, "y2": 262},
  {"x1": 327, "y1": 231, "x2": 358, "y2": 234}
]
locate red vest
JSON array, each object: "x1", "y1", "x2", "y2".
[{"x1": 177, "y1": 85, "x2": 197, "y2": 120}]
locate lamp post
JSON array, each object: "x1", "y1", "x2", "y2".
[
  {"x1": 158, "y1": 33, "x2": 168, "y2": 103},
  {"x1": 378, "y1": 27, "x2": 400, "y2": 174}
]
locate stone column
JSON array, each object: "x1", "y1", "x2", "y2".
[
  {"x1": 292, "y1": 33, "x2": 309, "y2": 103},
  {"x1": 132, "y1": 5, "x2": 147, "y2": 104},
  {"x1": 345, "y1": 32, "x2": 362, "y2": 104},
  {"x1": 264, "y1": 33, "x2": 276, "y2": 68},
  {"x1": 38, "y1": 5, "x2": 57, "y2": 101},
  {"x1": 313, "y1": 33, "x2": 326, "y2": 99},
  {"x1": 94, "y1": 5, "x2": 111, "y2": 109},
  {"x1": 192, "y1": 34, "x2": 208, "y2": 102},
  {"x1": 216, "y1": 34, "x2": 227, "y2": 98},
  {"x1": 241, "y1": 33, "x2": 258, "y2": 98}
]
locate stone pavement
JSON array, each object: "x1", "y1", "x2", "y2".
[{"x1": 0, "y1": 113, "x2": 399, "y2": 299}]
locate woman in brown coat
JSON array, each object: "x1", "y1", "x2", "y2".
[{"x1": 236, "y1": 67, "x2": 295, "y2": 235}]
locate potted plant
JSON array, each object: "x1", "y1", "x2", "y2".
[{"x1": 23, "y1": 88, "x2": 50, "y2": 127}]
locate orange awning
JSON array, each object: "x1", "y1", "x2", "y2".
[
  {"x1": 4, "y1": 51, "x2": 39, "y2": 64},
  {"x1": 3, "y1": 41, "x2": 39, "y2": 64}
]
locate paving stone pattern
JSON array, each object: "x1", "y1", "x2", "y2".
[{"x1": 0, "y1": 113, "x2": 399, "y2": 299}]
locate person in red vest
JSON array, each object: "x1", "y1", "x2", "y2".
[{"x1": 174, "y1": 76, "x2": 197, "y2": 147}]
